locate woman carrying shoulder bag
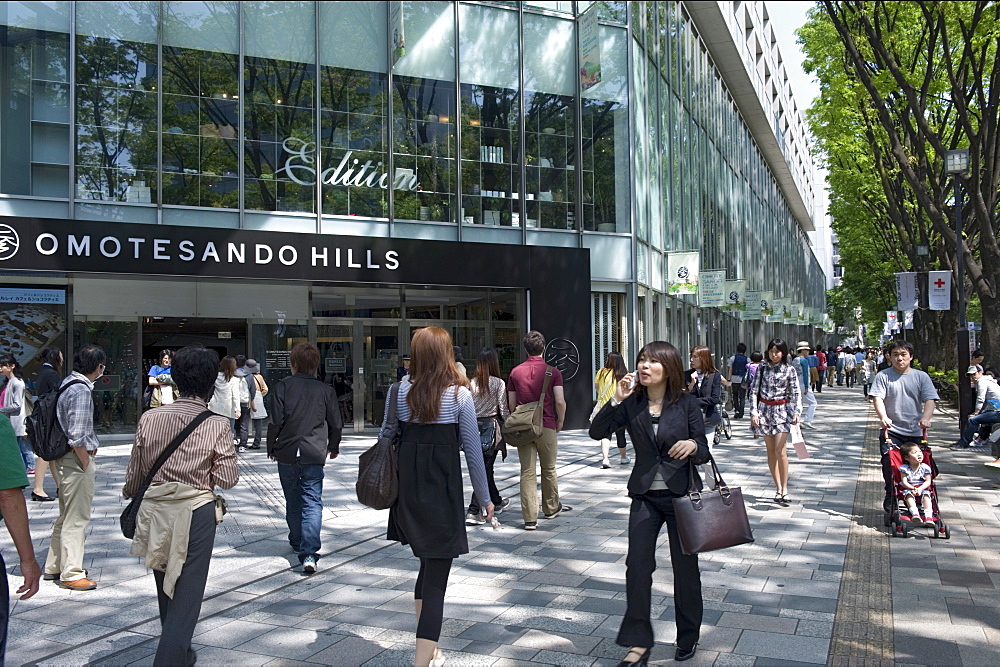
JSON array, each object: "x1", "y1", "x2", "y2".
[
  {"x1": 594, "y1": 352, "x2": 630, "y2": 468},
  {"x1": 589, "y1": 341, "x2": 710, "y2": 665},
  {"x1": 466, "y1": 347, "x2": 511, "y2": 525},
  {"x1": 246, "y1": 359, "x2": 268, "y2": 449}
]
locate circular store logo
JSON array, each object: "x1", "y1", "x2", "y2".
[
  {"x1": 729, "y1": 291, "x2": 739, "y2": 302},
  {"x1": 0, "y1": 225, "x2": 19, "y2": 261},
  {"x1": 677, "y1": 266, "x2": 689, "y2": 279},
  {"x1": 544, "y1": 338, "x2": 580, "y2": 381}
]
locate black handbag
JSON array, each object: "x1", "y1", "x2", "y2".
[
  {"x1": 121, "y1": 411, "x2": 213, "y2": 539},
  {"x1": 671, "y1": 458, "x2": 754, "y2": 555},
  {"x1": 356, "y1": 382, "x2": 401, "y2": 510}
]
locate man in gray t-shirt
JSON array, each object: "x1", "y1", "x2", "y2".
[{"x1": 868, "y1": 341, "x2": 938, "y2": 516}]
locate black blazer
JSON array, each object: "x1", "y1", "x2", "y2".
[
  {"x1": 686, "y1": 370, "x2": 722, "y2": 427},
  {"x1": 36, "y1": 364, "x2": 62, "y2": 396},
  {"x1": 268, "y1": 373, "x2": 343, "y2": 465},
  {"x1": 589, "y1": 392, "x2": 710, "y2": 496}
]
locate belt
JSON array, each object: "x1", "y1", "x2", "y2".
[{"x1": 759, "y1": 398, "x2": 788, "y2": 406}]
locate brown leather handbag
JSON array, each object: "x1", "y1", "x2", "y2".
[{"x1": 672, "y1": 458, "x2": 754, "y2": 555}]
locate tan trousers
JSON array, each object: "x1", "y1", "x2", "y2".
[
  {"x1": 44, "y1": 450, "x2": 96, "y2": 581},
  {"x1": 516, "y1": 428, "x2": 560, "y2": 522}
]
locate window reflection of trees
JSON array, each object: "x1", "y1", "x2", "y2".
[{"x1": 75, "y1": 18, "x2": 157, "y2": 202}]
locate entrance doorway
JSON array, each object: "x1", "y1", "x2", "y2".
[{"x1": 142, "y1": 317, "x2": 248, "y2": 373}]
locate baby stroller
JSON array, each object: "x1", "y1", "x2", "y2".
[{"x1": 885, "y1": 430, "x2": 950, "y2": 539}]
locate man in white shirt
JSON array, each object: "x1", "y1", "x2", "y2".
[{"x1": 951, "y1": 366, "x2": 1000, "y2": 451}]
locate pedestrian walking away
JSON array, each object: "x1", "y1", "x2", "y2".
[
  {"x1": 466, "y1": 346, "x2": 511, "y2": 524},
  {"x1": 588, "y1": 341, "x2": 710, "y2": 665},
  {"x1": 380, "y1": 327, "x2": 493, "y2": 667},
  {"x1": 952, "y1": 366, "x2": 1000, "y2": 452},
  {"x1": 868, "y1": 340, "x2": 938, "y2": 520},
  {"x1": 726, "y1": 343, "x2": 750, "y2": 418},
  {"x1": 267, "y1": 343, "x2": 343, "y2": 573},
  {"x1": 43, "y1": 344, "x2": 106, "y2": 591},
  {"x1": 246, "y1": 359, "x2": 269, "y2": 449},
  {"x1": 29, "y1": 346, "x2": 64, "y2": 501},
  {"x1": 507, "y1": 330, "x2": 570, "y2": 530},
  {"x1": 686, "y1": 345, "x2": 722, "y2": 486},
  {"x1": 207, "y1": 356, "x2": 241, "y2": 448},
  {"x1": 235, "y1": 355, "x2": 257, "y2": 451},
  {"x1": 749, "y1": 339, "x2": 802, "y2": 505},
  {"x1": 122, "y1": 345, "x2": 239, "y2": 667},
  {"x1": 792, "y1": 342, "x2": 817, "y2": 429},
  {"x1": 594, "y1": 351, "x2": 631, "y2": 468},
  {"x1": 0, "y1": 410, "x2": 41, "y2": 665},
  {"x1": 815, "y1": 347, "x2": 826, "y2": 393},
  {"x1": 0, "y1": 355, "x2": 33, "y2": 474}
]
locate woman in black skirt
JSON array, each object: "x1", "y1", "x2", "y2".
[
  {"x1": 381, "y1": 327, "x2": 493, "y2": 667},
  {"x1": 589, "y1": 341, "x2": 710, "y2": 665}
]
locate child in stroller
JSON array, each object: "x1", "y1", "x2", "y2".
[{"x1": 886, "y1": 434, "x2": 950, "y2": 539}]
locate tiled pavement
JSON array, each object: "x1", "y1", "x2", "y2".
[{"x1": 4, "y1": 386, "x2": 1000, "y2": 666}]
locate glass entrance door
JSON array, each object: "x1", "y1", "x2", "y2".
[
  {"x1": 315, "y1": 323, "x2": 355, "y2": 430},
  {"x1": 362, "y1": 323, "x2": 400, "y2": 430}
]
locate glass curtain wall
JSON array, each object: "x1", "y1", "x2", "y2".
[
  {"x1": 458, "y1": 2, "x2": 519, "y2": 227},
  {"x1": 0, "y1": 1, "x2": 72, "y2": 199},
  {"x1": 74, "y1": 0, "x2": 157, "y2": 206},
  {"x1": 523, "y1": 13, "x2": 576, "y2": 230},
  {"x1": 161, "y1": 1, "x2": 239, "y2": 209},
  {"x1": 319, "y1": 1, "x2": 388, "y2": 220},
  {"x1": 392, "y1": 0, "x2": 456, "y2": 223}
]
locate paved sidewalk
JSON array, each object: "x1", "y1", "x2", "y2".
[{"x1": 2, "y1": 386, "x2": 998, "y2": 666}]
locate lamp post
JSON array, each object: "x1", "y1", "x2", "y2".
[{"x1": 945, "y1": 148, "x2": 971, "y2": 429}]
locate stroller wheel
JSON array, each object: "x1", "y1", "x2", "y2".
[
  {"x1": 901, "y1": 523, "x2": 910, "y2": 538},
  {"x1": 942, "y1": 524, "x2": 951, "y2": 540}
]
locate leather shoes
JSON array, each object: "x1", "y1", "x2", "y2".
[
  {"x1": 57, "y1": 577, "x2": 97, "y2": 590},
  {"x1": 31, "y1": 492, "x2": 55, "y2": 502},
  {"x1": 675, "y1": 644, "x2": 698, "y2": 661}
]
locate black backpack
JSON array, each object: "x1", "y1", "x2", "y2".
[{"x1": 25, "y1": 379, "x2": 85, "y2": 461}]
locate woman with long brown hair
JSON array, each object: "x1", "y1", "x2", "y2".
[
  {"x1": 594, "y1": 351, "x2": 630, "y2": 468},
  {"x1": 380, "y1": 327, "x2": 493, "y2": 667},
  {"x1": 686, "y1": 345, "x2": 723, "y2": 484},
  {"x1": 589, "y1": 341, "x2": 710, "y2": 665},
  {"x1": 466, "y1": 347, "x2": 510, "y2": 524}
]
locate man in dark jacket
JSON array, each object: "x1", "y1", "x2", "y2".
[
  {"x1": 35, "y1": 346, "x2": 64, "y2": 396},
  {"x1": 267, "y1": 343, "x2": 343, "y2": 573}
]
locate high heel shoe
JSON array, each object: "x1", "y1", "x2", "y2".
[
  {"x1": 617, "y1": 647, "x2": 650, "y2": 666},
  {"x1": 31, "y1": 492, "x2": 55, "y2": 502}
]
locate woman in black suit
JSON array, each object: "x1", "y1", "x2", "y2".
[{"x1": 589, "y1": 341, "x2": 710, "y2": 665}]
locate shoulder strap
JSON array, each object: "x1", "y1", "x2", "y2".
[
  {"x1": 386, "y1": 382, "x2": 401, "y2": 434},
  {"x1": 538, "y1": 366, "x2": 554, "y2": 403},
  {"x1": 139, "y1": 411, "x2": 213, "y2": 489}
]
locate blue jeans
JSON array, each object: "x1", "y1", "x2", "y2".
[
  {"x1": 17, "y1": 436, "x2": 34, "y2": 470},
  {"x1": 960, "y1": 411, "x2": 1000, "y2": 446},
  {"x1": 277, "y1": 462, "x2": 325, "y2": 563}
]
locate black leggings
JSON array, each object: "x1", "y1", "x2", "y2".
[
  {"x1": 614, "y1": 427, "x2": 627, "y2": 450},
  {"x1": 415, "y1": 557, "x2": 453, "y2": 641}
]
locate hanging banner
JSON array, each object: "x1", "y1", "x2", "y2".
[
  {"x1": 793, "y1": 303, "x2": 805, "y2": 325},
  {"x1": 699, "y1": 270, "x2": 727, "y2": 307},
  {"x1": 904, "y1": 309, "x2": 914, "y2": 330},
  {"x1": 579, "y1": 4, "x2": 602, "y2": 90},
  {"x1": 744, "y1": 290, "x2": 762, "y2": 321},
  {"x1": 886, "y1": 310, "x2": 898, "y2": 325},
  {"x1": 390, "y1": 1, "x2": 405, "y2": 65},
  {"x1": 895, "y1": 272, "x2": 918, "y2": 312},
  {"x1": 760, "y1": 291, "x2": 775, "y2": 321},
  {"x1": 928, "y1": 271, "x2": 952, "y2": 310},
  {"x1": 771, "y1": 298, "x2": 788, "y2": 324},
  {"x1": 723, "y1": 280, "x2": 746, "y2": 313},
  {"x1": 666, "y1": 251, "x2": 700, "y2": 295}
]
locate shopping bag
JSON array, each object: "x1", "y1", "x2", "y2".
[{"x1": 789, "y1": 424, "x2": 809, "y2": 459}]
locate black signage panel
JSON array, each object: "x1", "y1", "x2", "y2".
[{"x1": 0, "y1": 216, "x2": 593, "y2": 427}]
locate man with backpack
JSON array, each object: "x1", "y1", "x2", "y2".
[
  {"x1": 727, "y1": 343, "x2": 750, "y2": 419},
  {"x1": 43, "y1": 344, "x2": 106, "y2": 590}
]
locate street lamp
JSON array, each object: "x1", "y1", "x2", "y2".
[{"x1": 946, "y1": 148, "x2": 971, "y2": 429}]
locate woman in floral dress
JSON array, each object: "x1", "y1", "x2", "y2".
[{"x1": 748, "y1": 339, "x2": 801, "y2": 505}]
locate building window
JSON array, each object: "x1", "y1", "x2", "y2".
[
  {"x1": 833, "y1": 264, "x2": 843, "y2": 278},
  {"x1": 392, "y1": 1, "x2": 456, "y2": 223},
  {"x1": 592, "y1": 292, "x2": 624, "y2": 383},
  {"x1": 161, "y1": 0, "x2": 239, "y2": 208},
  {"x1": 0, "y1": 1, "x2": 72, "y2": 198},
  {"x1": 319, "y1": 1, "x2": 388, "y2": 219},
  {"x1": 74, "y1": 0, "x2": 158, "y2": 203}
]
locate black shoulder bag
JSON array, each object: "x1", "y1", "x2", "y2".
[
  {"x1": 121, "y1": 411, "x2": 214, "y2": 539},
  {"x1": 356, "y1": 382, "x2": 401, "y2": 510}
]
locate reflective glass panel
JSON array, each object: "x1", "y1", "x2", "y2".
[
  {"x1": 161, "y1": 1, "x2": 239, "y2": 208},
  {"x1": 0, "y1": 1, "x2": 72, "y2": 198},
  {"x1": 243, "y1": 1, "x2": 316, "y2": 213},
  {"x1": 74, "y1": 0, "x2": 158, "y2": 203},
  {"x1": 392, "y1": 1, "x2": 456, "y2": 223},
  {"x1": 459, "y1": 3, "x2": 519, "y2": 227}
]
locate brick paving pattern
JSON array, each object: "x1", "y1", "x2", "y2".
[{"x1": 3, "y1": 386, "x2": 1000, "y2": 665}]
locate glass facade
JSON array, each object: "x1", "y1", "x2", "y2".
[{"x1": 1, "y1": 0, "x2": 827, "y2": 391}]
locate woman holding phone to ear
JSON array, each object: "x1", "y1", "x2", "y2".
[{"x1": 589, "y1": 341, "x2": 710, "y2": 665}]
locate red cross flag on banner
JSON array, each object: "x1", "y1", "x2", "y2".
[{"x1": 928, "y1": 271, "x2": 952, "y2": 310}]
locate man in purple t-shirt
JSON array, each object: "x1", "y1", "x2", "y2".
[{"x1": 507, "y1": 330, "x2": 569, "y2": 530}]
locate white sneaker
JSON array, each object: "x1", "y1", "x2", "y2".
[
  {"x1": 465, "y1": 512, "x2": 485, "y2": 525},
  {"x1": 302, "y1": 556, "x2": 316, "y2": 574},
  {"x1": 602, "y1": 458, "x2": 611, "y2": 469},
  {"x1": 802, "y1": 422, "x2": 816, "y2": 430},
  {"x1": 619, "y1": 456, "x2": 631, "y2": 465}
]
